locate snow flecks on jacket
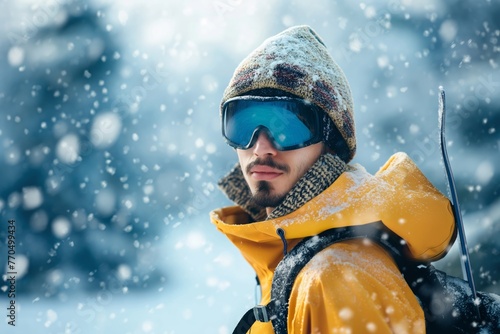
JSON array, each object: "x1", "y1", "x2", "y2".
[{"x1": 290, "y1": 240, "x2": 426, "y2": 334}]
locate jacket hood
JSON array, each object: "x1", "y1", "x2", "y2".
[{"x1": 210, "y1": 152, "x2": 456, "y2": 279}]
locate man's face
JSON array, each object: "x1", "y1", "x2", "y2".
[{"x1": 237, "y1": 131, "x2": 324, "y2": 211}]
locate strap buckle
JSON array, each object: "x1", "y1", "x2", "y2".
[{"x1": 253, "y1": 305, "x2": 270, "y2": 322}]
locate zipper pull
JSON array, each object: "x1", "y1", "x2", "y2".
[{"x1": 276, "y1": 228, "x2": 288, "y2": 256}]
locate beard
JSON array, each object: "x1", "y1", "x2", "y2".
[
  {"x1": 251, "y1": 180, "x2": 287, "y2": 208},
  {"x1": 245, "y1": 156, "x2": 291, "y2": 208}
]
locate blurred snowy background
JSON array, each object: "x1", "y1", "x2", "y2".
[{"x1": 0, "y1": 0, "x2": 498, "y2": 333}]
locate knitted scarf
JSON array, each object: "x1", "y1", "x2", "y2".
[{"x1": 218, "y1": 153, "x2": 348, "y2": 222}]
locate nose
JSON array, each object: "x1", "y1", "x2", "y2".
[{"x1": 252, "y1": 131, "x2": 278, "y2": 156}]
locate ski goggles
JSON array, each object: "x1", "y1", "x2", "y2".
[{"x1": 221, "y1": 96, "x2": 324, "y2": 151}]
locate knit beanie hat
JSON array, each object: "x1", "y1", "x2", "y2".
[{"x1": 221, "y1": 25, "x2": 356, "y2": 162}]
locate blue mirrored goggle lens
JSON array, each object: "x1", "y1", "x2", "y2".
[{"x1": 222, "y1": 98, "x2": 322, "y2": 150}]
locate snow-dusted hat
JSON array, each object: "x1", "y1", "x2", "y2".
[{"x1": 221, "y1": 25, "x2": 356, "y2": 162}]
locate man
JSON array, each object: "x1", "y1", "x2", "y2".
[{"x1": 210, "y1": 25, "x2": 456, "y2": 333}]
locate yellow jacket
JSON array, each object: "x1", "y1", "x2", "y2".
[{"x1": 210, "y1": 153, "x2": 456, "y2": 333}]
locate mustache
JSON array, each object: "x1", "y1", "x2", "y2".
[{"x1": 246, "y1": 157, "x2": 290, "y2": 174}]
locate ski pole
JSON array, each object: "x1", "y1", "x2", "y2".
[{"x1": 438, "y1": 86, "x2": 480, "y2": 315}]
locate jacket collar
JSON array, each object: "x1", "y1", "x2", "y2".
[{"x1": 211, "y1": 152, "x2": 456, "y2": 262}]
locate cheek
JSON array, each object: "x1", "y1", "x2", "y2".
[
  {"x1": 292, "y1": 161, "x2": 311, "y2": 181},
  {"x1": 236, "y1": 150, "x2": 250, "y2": 169},
  {"x1": 236, "y1": 150, "x2": 254, "y2": 185},
  {"x1": 290, "y1": 146, "x2": 323, "y2": 178}
]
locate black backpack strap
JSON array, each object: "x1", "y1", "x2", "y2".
[
  {"x1": 231, "y1": 300, "x2": 278, "y2": 334},
  {"x1": 270, "y1": 221, "x2": 406, "y2": 334}
]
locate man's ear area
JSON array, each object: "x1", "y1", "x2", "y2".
[{"x1": 322, "y1": 143, "x2": 335, "y2": 155}]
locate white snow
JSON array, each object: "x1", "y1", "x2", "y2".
[
  {"x1": 52, "y1": 216, "x2": 71, "y2": 239},
  {"x1": 117, "y1": 264, "x2": 132, "y2": 281},
  {"x1": 4, "y1": 146, "x2": 21, "y2": 165},
  {"x1": 44, "y1": 309, "x2": 58, "y2": 328},
  {"x1": 56, "y1": 134, "x2": 79, "y2": 164},
  {"x1": 22, "y1": 186, "x2": 43, "y2": 210},
  {"x1": 339, "y1": 307, "x2": 354, "y2": 320},
  {"x1": 90, "y1": 112, "x2": 122, "y2": 149},
  {"x1": 439, "y1": 20, "x2": 458, "y2": 42},
  {"x1": 7, "y1": 46, "x2": 25, "y2": 67},
  {"x1": 475, "y1": 161, "x2": 494, "y2": 184}
]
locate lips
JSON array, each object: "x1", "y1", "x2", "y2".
[{"x1": 250, "y1": 165, "x2": 284, "y2": 180}]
